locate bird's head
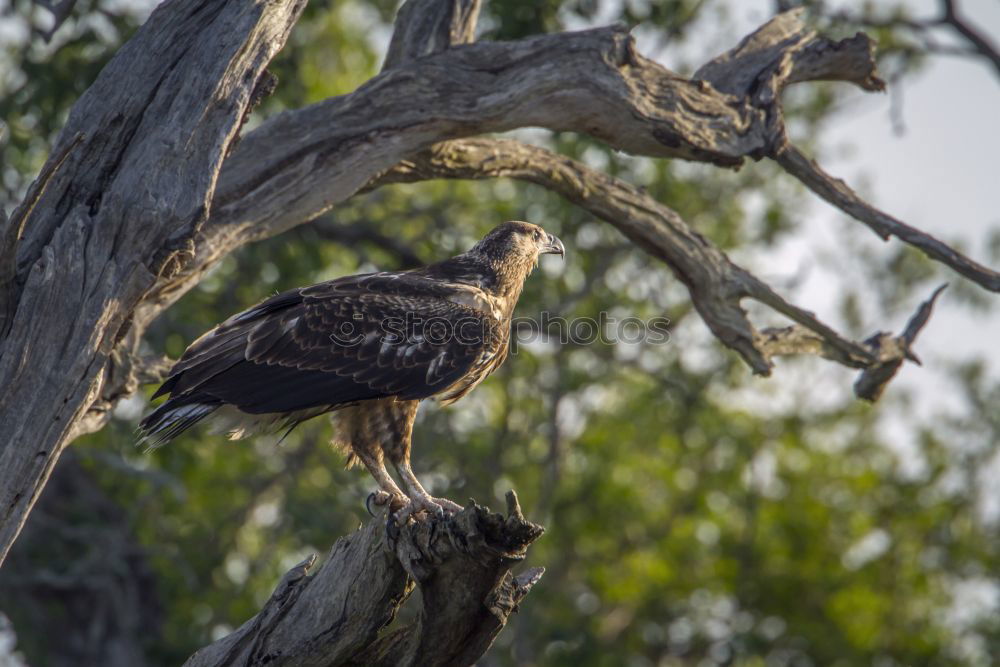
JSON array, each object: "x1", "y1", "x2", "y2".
[
  {"x1": 471, "y1": 221, "x2": 565, "y2": 267},
  {"x1": 438, "y1": 221, "x2": 565, "y2": 302}
]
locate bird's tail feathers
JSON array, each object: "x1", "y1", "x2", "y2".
[
  {"x1": 138, "y1": 401, "x2": 331, "y2": 450},
  {"x1": 136, "y1": 401, "x2": 218, "y2": 450}
]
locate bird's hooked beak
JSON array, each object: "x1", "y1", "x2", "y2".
[{"x1": 541, "y1": 233, "x2": 565, "y2": 258}]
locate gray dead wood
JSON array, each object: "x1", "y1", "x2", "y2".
[{"x1": 182, "y1": 492, "x2": 544, "y2": 667}]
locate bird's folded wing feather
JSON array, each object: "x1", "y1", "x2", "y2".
[{"x1": 154, "y1": 273, "x2": 504, "y2": 415}]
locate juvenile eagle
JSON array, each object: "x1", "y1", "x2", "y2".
[{"x1": 139, "y1": 221, "x2": 564, "y2": 522}]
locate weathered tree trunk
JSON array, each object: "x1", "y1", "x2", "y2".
[{"x1": 2, "y1": 0, "x2": 998, "y2": 661}]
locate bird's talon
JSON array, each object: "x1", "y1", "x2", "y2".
[
  {"x1": 366, "y1": 490, "x2": 398, "y2": 517},
  {"x1": 385, "y1": 515, "x2": 401, "y2": 542}
]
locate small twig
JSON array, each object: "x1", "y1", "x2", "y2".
[
  {"x1": 939, "y1": 0, "x2": 1000, "y2": 77},
  {"x1": 754, "y1": 325, "x2": 870, "y2": 369},
  {"x1": 854, "y1": 284, "x2": 948, "y2": 401},
  {"x1": 745, "y1": 277, "x2": 876, "y2": 365},
  {"x1": 901, "y1": 283, "x2": 948, "y2": 345},
  {"x1": 824, "y1": 0, "x2": 1000, "y2": 79}
]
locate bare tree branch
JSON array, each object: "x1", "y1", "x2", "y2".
[
  {"x1": 384, "y1": 0, "x2": 482, "y2": 68},
  {"x1": 751, "y1": 280, "x2": 945, "y2": 401},
  {"x1": 693, "y1": 10, "x2": 1000, "y2": 292},
  {"x1": 939, "y1": 0, "x2": 1000, "y2": 77},
  {"x1": 771, "y1": 145, "x2": 1000, "y2": 290},
  {"x1": 854, "y1": 283, "x2": 948, "y2": 401}
]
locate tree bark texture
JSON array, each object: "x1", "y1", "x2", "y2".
[{"x1": 1, "y1": 0, "x2": 998, "y2": 660}]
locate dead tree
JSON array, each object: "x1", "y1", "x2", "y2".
[{"x1": 1, "y1": 0, "x2": 997, "y2": 663}]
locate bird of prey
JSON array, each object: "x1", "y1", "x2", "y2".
[{"x1": 139, "y1": 221, "x2": 564, "y2": 523}]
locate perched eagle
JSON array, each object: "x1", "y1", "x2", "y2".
[{"x1": 139, "y1": 221, "x2": 564, "y2": 522}]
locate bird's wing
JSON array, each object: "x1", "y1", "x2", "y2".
[{"x1": 154, "y1": 273, "x2": 504, "y2": 415}]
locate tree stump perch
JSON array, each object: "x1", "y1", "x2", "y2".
[{"x1": 182, "y1": 491, "x2": 544, "y2": 667}]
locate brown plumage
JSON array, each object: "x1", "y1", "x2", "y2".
[{"x1": 139, "y1": 221, "x2": 564, "y2": 520}]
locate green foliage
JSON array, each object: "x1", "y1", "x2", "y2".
[
  {"x1": 0, "y1": 0, "x2": 148, "y2": 203},
  {"x1": 3, "y1": 2, "x2": 999, "y2": 666}
]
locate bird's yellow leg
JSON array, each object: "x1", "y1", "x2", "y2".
[
  {"x1": 355, "y1": 449, "x2": 406, "y2": 512},
  {"x1": 392, "y1": 459, "x2": 463, "y2": 522}
]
